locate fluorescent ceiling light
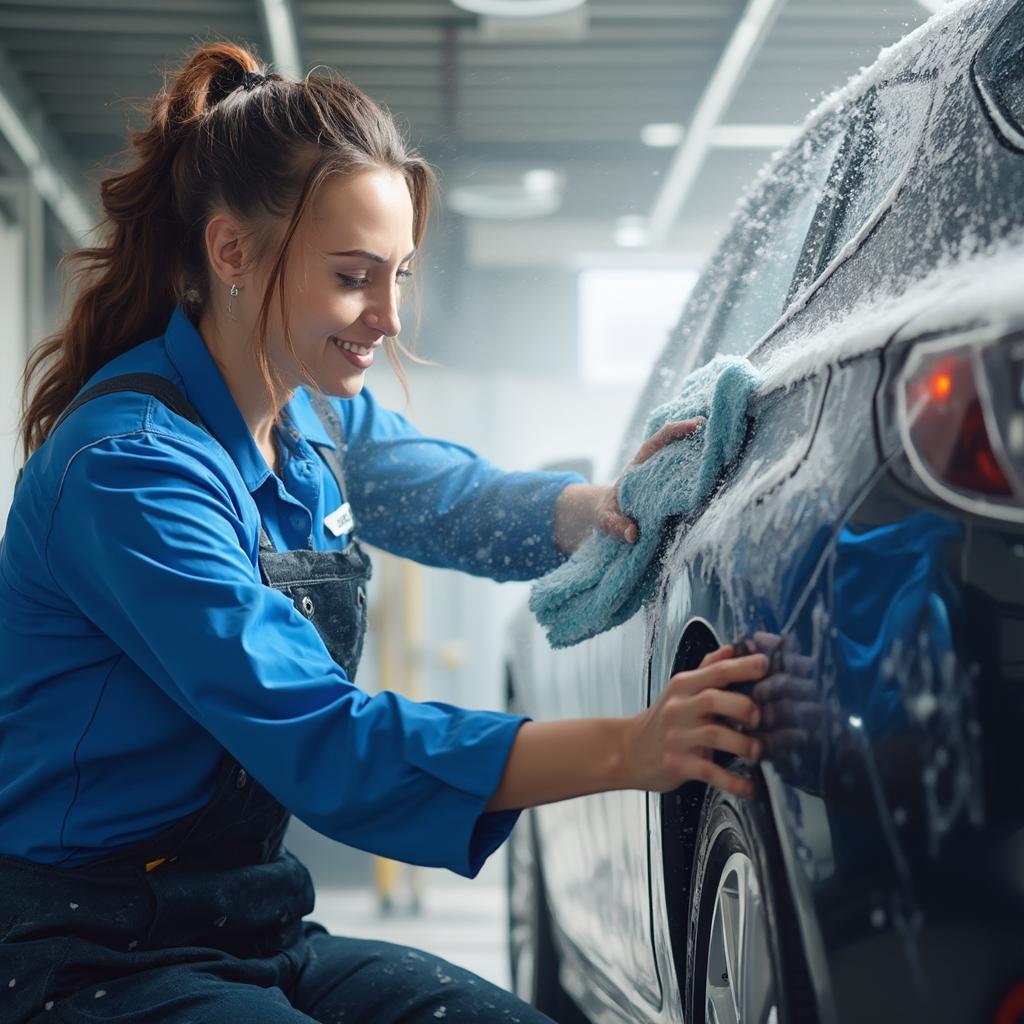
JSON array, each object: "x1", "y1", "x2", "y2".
[
  {"x1": 709, "y1": 123, "x2": 799, "y2": 149},
  {"x1": 451, "y1": 0, "x2": 586, "y2": 16},
  {"x1": 641, "y1": 123, "x2": 684, "y2": 148}
]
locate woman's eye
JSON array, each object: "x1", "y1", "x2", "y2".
[{"x1": 336, "y1": 270, "x2": 414, "y2": 289}]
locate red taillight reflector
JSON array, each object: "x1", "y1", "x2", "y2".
[{"x1": 900, "y1": 344, "x2": 1014, "y2": 502}]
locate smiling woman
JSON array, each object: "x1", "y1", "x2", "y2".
[
  {"x1": 195, "y1": 166, "x2": 421, "y2": 472},
  {"x1": 0, "y1": 39, "x2": 766, "y2": 1024}
]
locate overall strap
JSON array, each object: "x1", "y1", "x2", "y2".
[
  {"x1": 44, "y1": 372, "x2": 278, "y2": 554},
  {"x1": 17, "y1": 373, "x2": 209, "y2": 491},
  {"x1": 52, "y1": 373, "x2": 207, "y2": 434},
  {"x1": 305, "y1": 392, "x2": 352, "y2": 512}
]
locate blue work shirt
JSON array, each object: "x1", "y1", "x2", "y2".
[{"x1": 0, "y1": 304, "x2": 585, "y2": 877}]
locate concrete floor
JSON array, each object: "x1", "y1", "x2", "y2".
[{"x1": 306, "y1": 847, "x2": 510, "y2": 991}]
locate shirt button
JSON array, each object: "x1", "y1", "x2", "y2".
[
  {"x1": 290, "y1": 514, "x2": 305, "y2": 531},
  {"x1": 235, "y1": 768, "x2": 248, "y2": 789}
]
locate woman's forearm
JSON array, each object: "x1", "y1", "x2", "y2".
[
  {"x1": 485, "y1": 718, "x2": 629, "y2": 812},
  {"x1": 553, "y1": 483, "x2": 605, "y2": 554}
]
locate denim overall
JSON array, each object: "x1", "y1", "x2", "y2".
[
  {"x1": 4, "y1": 376, "x2": 557, "y2": 1024},
  {"x1": 1, "y1": 375, "x2": 552, "y2": 1022}
]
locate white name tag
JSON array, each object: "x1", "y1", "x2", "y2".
[{"x1": 324, "y1": 502, "x2": 355, "y2": 537}]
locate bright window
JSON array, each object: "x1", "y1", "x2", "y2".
[{"x1": 578, "y1": 268, "x2": 697, "y2": 383}]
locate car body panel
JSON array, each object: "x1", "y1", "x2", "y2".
[{"x1": 505, "y1": 2, "x2": 1024, "y2": 1021}]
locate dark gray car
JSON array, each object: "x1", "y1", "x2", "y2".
[{"x1": 505, "y1": 2, "x2": 1024, "y2": 1022}]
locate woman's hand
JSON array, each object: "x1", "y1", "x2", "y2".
[
  {"x1": 485, "y1": 644, "x2": 766, "y2": 813},
  {"x1": 620, "y1": 643, "x2": 765, "y2": 798},
  {"x1": 597, "y1": 417, "x2": 704, "y2": 544}
]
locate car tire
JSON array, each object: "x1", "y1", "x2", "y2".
[
  {"x1": 507, "y1": 809, "x2": 589, "y2": 1024},
  {"x1": 685, "y1": 772, "x2": 817, "y2": 1024}
]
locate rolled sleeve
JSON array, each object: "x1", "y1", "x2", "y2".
[
  {"x1": 43, "y1": 431, "x2": 526, "y2": 876},
  {"x1": 343, "y1": 390, "x2": 586, "y2": 581}
]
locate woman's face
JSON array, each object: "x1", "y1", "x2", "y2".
[{"x1": 262, "y1": 167, "x2": 416, "y2": 399}]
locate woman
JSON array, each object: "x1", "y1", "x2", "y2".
[{"x1": 0, "y1": 43, "x2": 766, "y2": 1023}]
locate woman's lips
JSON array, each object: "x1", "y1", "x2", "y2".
[{"x1": 331, "y1": 336, "x2": 376, "y2": 370}]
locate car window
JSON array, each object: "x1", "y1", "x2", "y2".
[
  {"x1": 812, "y1": 77, "x2": 932, "y2": 275},
  {"x1": 972, "y1": 1, "x2": 1024, "y2": 151},
  {"x1": 613, "y1": 114, "x2": 848, "y2": 469},
  {"x1": 698, "y1": 123, "x2": 846, "y2": 361}
]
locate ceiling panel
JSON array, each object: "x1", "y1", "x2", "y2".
[{"x1": 0, "y1": 0, "x2": 936, "y2": 264}]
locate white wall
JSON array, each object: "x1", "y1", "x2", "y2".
[{"x1": 0, "y1": 214, "x2": 24, "y2": 518}]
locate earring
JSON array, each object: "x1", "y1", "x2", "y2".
[{"x1": 227, "y1": 283, "x2": 239, "y2": 319}]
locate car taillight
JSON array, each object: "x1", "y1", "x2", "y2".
[
  {"x1": 897, "y1": 325, "x2": 1024, "y2": 521},
  {"x1": 994, "y1": 980, "x2": 1024, "y2": 1024}
]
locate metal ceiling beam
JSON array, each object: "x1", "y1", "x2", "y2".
[
  {"x1": 303, "y1": 1, "x2": 735, "y2": 16},
  {"x1": 646, "y1": 0, "x2": 787, "y2": 245},
  {"x1": 256, "y1": 0, "x2": 303, "y2": 80},
  {"x1": 0, "y1": 45, "x2": 93, "y2": 244}
]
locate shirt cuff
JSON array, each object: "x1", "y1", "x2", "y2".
[{"x1": 403, "y1": 708, "x2": 531, "y2": 878}]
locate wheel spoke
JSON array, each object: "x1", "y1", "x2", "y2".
[
  {"x1": 707, "y1": 910, "x2": 738, "y2": 1024},
  {"x1": 738, "y1": 857, "x2": 775, "y2": 1024},
  {"x1": 705, "y1": 851, "x2": 778, "y2": 1024}
]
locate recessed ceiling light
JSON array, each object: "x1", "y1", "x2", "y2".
[
  {"x1": 450, "y1": 0, "x2": 587, "y2": 16},
  {"x1": 448, "y1": 184, "x2": 562, "y2": 220},
  {"x1": 522, "y1": 168, "x2": 562, "y2": 194},
  {"x1": 614, "y1": 215, "x2": 649, "y2": 249},
  {"x1": 641, "y1": 122, "x2": 685, "y2": 148}
]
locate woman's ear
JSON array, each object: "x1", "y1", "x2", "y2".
[{"x1": 204, "y1": 212, "x2": 247, "y2": 289}]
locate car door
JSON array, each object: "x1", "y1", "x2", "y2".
[
  {"x1": 645, "y1": 70, "x2": 940, "y2": 1020},
  {"x1": 532, "y1": 108, "x2": 857, "y2": 1021}
]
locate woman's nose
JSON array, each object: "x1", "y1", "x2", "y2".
[{"x1": 364, "y1": 284, "x2": 402, "y2": 339}]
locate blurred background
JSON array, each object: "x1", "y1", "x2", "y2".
[{"x1": 0, "y1": 0, "x2": 938, "y2": 990}]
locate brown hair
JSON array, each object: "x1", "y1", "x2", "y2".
[{"x1": 18, "y1": 41, "x2": 438, "y2": 461}]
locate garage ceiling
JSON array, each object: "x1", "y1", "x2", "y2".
[{"x1": 0, "y1": 0, "x2": 931, "y2": 262}]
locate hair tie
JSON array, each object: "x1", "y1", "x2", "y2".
[{"x1": 240, "y1": 70, "x2": 267, "y2": 91}]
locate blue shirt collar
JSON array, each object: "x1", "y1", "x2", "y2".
[
  {"x1": 162, "y1": 305, "x2": 335, "y2": 493},
  {"x1": 283, "y1": 390, "x2": 337, "y2": 453}
]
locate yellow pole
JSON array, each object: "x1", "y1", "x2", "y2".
[{"x1": 371, "y1": 552, "x2": 426, "y2": 914}]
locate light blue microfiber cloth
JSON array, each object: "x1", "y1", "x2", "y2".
[{"x1": 529, "y1": 355, "x2": 762, "y2": 648}]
